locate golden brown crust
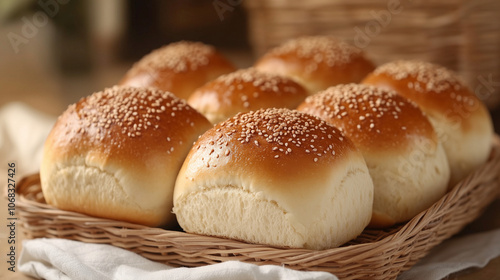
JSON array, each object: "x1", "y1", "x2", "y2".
[
  {"x1": 120, "y1": 41, "x2": 236, "y2": 100},
  {"x1": 46, "y1": 86, "x2": 211, "y2": 168},
  {"x1": 254, "y1": 36, "x2": 375, "y2": 95},
  {"x1": 298, "y1": 84, "x2": 450, "y2": 228},
  {"x1": 187, "y1": 68, "x2": 308, "y2": 124},
  {"x1": 41, "y1": 86, "x2": 212, "y2": 226},
  {"x1": 362, "y1": 60, "x2": 494, "y2": 186},
  {"x1": 362, "y1": 60, "x2": 489, "y2": 132},
  {"x1": 297, "y1": 84, "x2": 437, "y2": 153},
  {"x1": 183, "y1": 108, "x2": 358, "y2": 188},
  {"x1": 173, "y1": 107, "x2": 374, "y2": 249}
]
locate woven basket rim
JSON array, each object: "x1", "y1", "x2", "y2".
[{"x1": 15, "y1": 135, "x2": 500, "y2": 279}]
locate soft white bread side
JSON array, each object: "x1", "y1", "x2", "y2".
[
  {"x1": 254, "y1": 36, "x2": 375, "y2": 95},
  {"x1": 297, "y1": 84, "x2": 450, "y2": 228},
  {"x1": 173, "y1": 108, "x2": 374, "y2": 250},
  {"x1": 40, "y1": 86, "x2": 212, "y2": 227},
  {"x1": 363, "y1": 60, "x2": 494, "y2": 186}
]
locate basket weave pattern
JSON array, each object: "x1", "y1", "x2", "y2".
[
  {"x1": 244, "y1": 0, "x2": 500, "y2": 108},
  {"x1": 16, "y1": 136, "x2": 500, "y2": 280}
]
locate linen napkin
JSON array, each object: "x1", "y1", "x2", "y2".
[
  {"x1": 0, "y1": 102, "x2": 55, "y2": 178},
  {"x1": 18, "y1": 229, "x2": 500, "y2": 280},
  {"x1": 397, "y1": 228, "x2": 500, "y2": 280},
  {"x1": 19, "y1": 238, "x2": 337, "y2": 280}
]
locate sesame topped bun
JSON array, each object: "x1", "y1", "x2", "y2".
[
  {"x1": 174, "y1": 108, "x2": 374, "y2": 249},
  {"x1": 120, "y1": 41, "x2": 236, "y2": 100},
  {"x1": 363, "y1": 60, "x2": 494, "y2": 186},
  {"x1": 298, "y1": 84, "x2": 450, "y2": 227},
  {"x1": 40, "y1": 86, "x2": 212, "y2": 227},
  {"x1": 255, "y1": 36, "x2": 375, "y2": 95},
  {"x1": 188, "y1": 68, "x2": 308, "y2": 124}
]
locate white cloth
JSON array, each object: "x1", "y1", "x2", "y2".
[
  {"x1": 398, "y1": 228, "x2": 500, "y2": 280},
  {"x1": 18, "y1": 229, "x2": 500, "y2": 280},
  {"x1": 19, "y1": 238, "x2": 337, "y2": 280},
  {"x1": 2, "y1": 102, "x2": 500, "y2": 280},
  {"x1": 0, "y1": 102, "x2": 55, "y2": 179}
]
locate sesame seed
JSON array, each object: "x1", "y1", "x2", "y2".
[
  {"x1": 373, "y1": 60, "x2": 464, "y2": 93},
  {"x1": 67, "y1": 86, "x2": 197, "y2": 146},
  {"x1": 199, "y1": 68, "x2": 305, "y2": 114},
  {"x1": 265, "y1": 36, "x2": 362, "y2": 70},
  {"x1": 201, "y1": 108, "x2": 347, "y2": 163},
  {"x1": 126, "y1": 41, "x2": 215, "y2": 75}
]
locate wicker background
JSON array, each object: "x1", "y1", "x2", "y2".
[{"x1": 244, "y1": 0, "x2": 500, "y2": 108}]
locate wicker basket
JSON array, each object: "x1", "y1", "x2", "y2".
[
  {"x1": 244, "y1": 0, "x2": 500, "y2": 108},
  {"x1": 16, "y1": 136, "x2": 500, "y2": 280}
]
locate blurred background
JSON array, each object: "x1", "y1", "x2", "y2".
[
  {"x1": 1, "y1": 2, "x2": 500, "y2": 279},
  {"x1": 0, "y1": 0, "x2": 252, "y2": 116},
  {"x1": 0, "y1": 0, "x2": 499, "y2": 124}
]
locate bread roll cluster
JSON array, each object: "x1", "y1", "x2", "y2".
[
  {"x1": 362, "y1": 60, "x2": 494, "y2": 186},
  {"x1": 40, "y1": 36, "x2": 494, "y2": 250},
  {"x1": 297, "y1": 84, "x2": 450, "y2": 227}
]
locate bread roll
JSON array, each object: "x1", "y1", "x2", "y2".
[
  {"x1": 40, "y1": 86, "x2": 212, "y2": 227},
  {"x1": 362, "y1": 60, "x2": 494, "y2": 186},
  {"x1": 173, "y1": 108, "x2": 374, "y2": 249},
  {"x1": 187, "y1": 68, "x2": 308, "y2": 124},
  {"x1": 297, "y1": 84, "x2": 450, "y2": 228},
  {"x1": 254, "y1": 36, "x2": 375, "y2": 95},
  {"x1": 120, "y1": 41, "x2": 236, "y2": 100}
]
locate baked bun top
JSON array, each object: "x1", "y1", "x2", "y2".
[
  {"x1": 120, "y1": 41, "x2": 236, "y2": 100},
  {"x1": 254, "y1": 36, "x2": 375, "y2": 94},
  {"x1": 297, "y1": 83, "x2": 437, "y2": 153},
  {"x1": 187, "y1": 68, "x2": 308, "y2": 124},
  {"x1": 175, "y1": 108, "x2": 360, "y2": 194},
  {"x1": 46, "y1": 86, "x2": 210, "y2": 162},
  {"x1": 362, "y1": 60, "x2": 490, "y2": 132},
  {"x1": 41, "y1": 86, "x2": 212, "y2": 226}
]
